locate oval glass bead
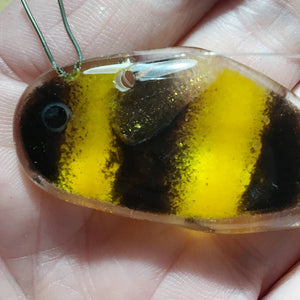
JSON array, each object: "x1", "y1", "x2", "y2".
[{"x1": 14, "y1": 47, "x2": 300, "y2": 233}]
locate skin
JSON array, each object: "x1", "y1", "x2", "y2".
[{"x1": 0, "y1": 0, "x2": 300, "y2": 298}]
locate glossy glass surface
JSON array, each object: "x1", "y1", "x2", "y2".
[{"x1": 14, "y1": 47, "x2": 300, "y2": 233}]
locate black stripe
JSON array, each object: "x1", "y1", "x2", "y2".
[
  {"x1": 110, "y1": 118, "x2": 178, "y2": 213},
  {"x1": 110, "y1": 72, "x2": 193, "y2": 213},
  {"x1": 241, "y1": 93, "x2": 300, "y2": 213}
]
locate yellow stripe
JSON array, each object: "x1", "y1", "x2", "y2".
[
  {"x1": 56, "y1": 73, "x2": 121, "y2": 203},
  {"x1": 172, "y1": 68, "x2": 270, "y2": 219}
]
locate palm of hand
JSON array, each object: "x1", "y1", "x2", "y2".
[{"x1": 0, "y1": 0, "x2": 300, "y2": 299}]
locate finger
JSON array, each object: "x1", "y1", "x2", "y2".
[
  {"x1": 120, "y1": 229, "x2": 300, "y2": 299},
  {"x1": 181, "y1": 0, "x2": 300, "y2": 88},
  {"x1": 8, "y1": 217, "x2": 298, "y2": 299},
  {"x1": 263, "y1": 260, "x2": 300, "y2": 299},
  {"x1": 0, "y1": 257, "x2": 27, "y2": 299},
  {"x1": 0, "y1": 0, "x2": 219, "y2": 82},
  {"x1": 0, "y1": 78, "x2": 26, "y2": 148}
]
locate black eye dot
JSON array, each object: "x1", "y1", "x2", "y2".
[{"x1": 41, "y1": 102, "x2": 71, "y2": 132}]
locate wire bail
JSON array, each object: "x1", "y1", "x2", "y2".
[{"x1": 21, "y1": 0, "x2": 83, "y2": 80}]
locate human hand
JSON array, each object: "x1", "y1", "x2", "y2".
[{"x1": 0, "y1": 0, "x2": 300, "y2": 298}]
